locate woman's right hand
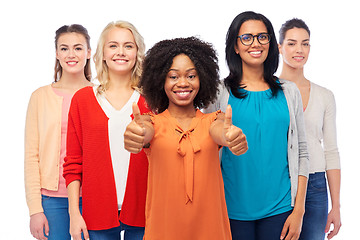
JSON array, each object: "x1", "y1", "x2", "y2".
[
  {"x1": 30, "y1": 212, "x2": 49, "y2": 240},
  {"x1": 124, "y1": 103, "x2": 147, "y2": 153},
  {"x1": 70, "y1": 212, "x2": 89, "y2": 240}
]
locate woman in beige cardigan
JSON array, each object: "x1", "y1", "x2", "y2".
[
  {"x1": 24, "y1": 24, "x2": 92, "y2": 240},
  {"x1": 279, "y1": 18, "x2": 341, "y2": 240}
]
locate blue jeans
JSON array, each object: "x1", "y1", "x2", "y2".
[
  {"x1": 230, "y1": 210, "x2": 292, "y2": 240},
  {"x1": 299, "y1": 172, "x2": 328, "y2": 240},
  {"x1": 88, "y1": 221, "x2": 144, "y2": 240},
  {"x1": 42, "y1": 195, "x2": 83, "y2": 240}
]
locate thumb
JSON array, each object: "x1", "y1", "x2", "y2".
[
  {"x1": 132, "y1": 102, "x2": 143, "y2": 126},
  {"x1": 224, "y1": 105, "x2": 232, "y2": 131},
  {"x1": 280, "y1": 220, "x2": 289, "y2": 240},
  {"x1": 44, "y1": 218, "x2": 49, "y2": 237},
  {"x1": 325, "y1": 218, "x2": 331, "y2": 233}
]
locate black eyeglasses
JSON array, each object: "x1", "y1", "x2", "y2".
[{"x1": 238, "y1": 33, "x2": 271, "y2": 46}]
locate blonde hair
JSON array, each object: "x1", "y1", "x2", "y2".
[{"x1": 93, "y1": 20, "x2": 145, "y2": 94}]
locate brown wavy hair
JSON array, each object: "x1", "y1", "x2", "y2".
[{"x1": 54, "y1": 24, "x2": 91, "y2": 82}]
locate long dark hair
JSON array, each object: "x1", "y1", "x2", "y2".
[
  {"x1": 54, "y1": 24, "x2": 92, "y2": 82},
  {"x1": 224, "y1": 11, "x2": 281, "y2": 98}
]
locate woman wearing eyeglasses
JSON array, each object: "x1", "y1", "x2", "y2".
[
  {"x1": 279, "y1": 19, "x2": 341, "y2": 240},
  {"x1": 205, "y1": 11, "x2": 309, "y2": 240}
]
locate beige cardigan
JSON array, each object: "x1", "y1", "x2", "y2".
[
  {"x1": 24, "y1": 85, "x2": 63, "y2": 216},
  {"x1": 304, "y1": 82, "x2": 340, "y2": 173}
]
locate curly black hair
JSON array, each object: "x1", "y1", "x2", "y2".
[{"x1": 140, "y1": 36, "x2": 220, "y2": 113}]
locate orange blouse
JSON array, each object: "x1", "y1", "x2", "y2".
[{"x1": 144, "y1": 109, "x2": 231, "y2": 240}]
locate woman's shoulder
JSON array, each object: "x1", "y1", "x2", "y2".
[
  {"x1": 68, "y1": 86, "x2": 96, "y2": 110},
  {"x1": 203, "y1": 81, "x2": 229, "y2": 113},
  {"x1": 278, "y1": 78, "x2": 297, "y2": 90},
  {"x1": 30, "y1": 84, "x2": 53, "y2": 96},
  {"x1": 278, "y1": 78, "x2": 301, "y2": 98},
  {"x1": 28, "y1": 84, "x2": 61, "y2": 104},
  {"x1": 72, "y1": 86, "x2": 94, "y2": 99},
  {"x1": 310, "y1": 81, "x2": 334, "y2": 97}
]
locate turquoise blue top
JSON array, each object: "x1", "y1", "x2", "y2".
[{"x1": 221, "y1": 88, "x2": 292, "y2": 220}]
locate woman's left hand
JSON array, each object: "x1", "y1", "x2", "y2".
[
  {"x1": 280, "y1": 210, "x2": 303, "y2": 240},
  {"x1": 325, "y1": 207, "x2": 341, "y2": 239}
]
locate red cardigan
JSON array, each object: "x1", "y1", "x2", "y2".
[{"x1": 63, "y1": 86, "x2": 149, "y2": 230}]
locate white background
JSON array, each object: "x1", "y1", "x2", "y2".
[{"x1": 0, "y1": 0, "x2": 358, "y2": 238}]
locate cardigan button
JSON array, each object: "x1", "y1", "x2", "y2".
[
  {"x1": 291, "y1": 129, "x2": 294, "y2": 134},
  {"x1": 290, "y1": 144, "x2": 293, "y2": 149}
]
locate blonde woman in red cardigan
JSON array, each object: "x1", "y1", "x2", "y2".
[
  {"x1": 63, "y1": 20, "x2": 149, "y2": 240},
  {"x1": 25, "y1": 24, "x2": 92, "y2": 240}
]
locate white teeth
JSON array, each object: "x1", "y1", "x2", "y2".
[
  {"x1": 115, "y1": 59, "x2": 126, "y2": 62},
  {"x1": 178, "y1": 92, "x2": 189, "y2": 95},
  {"x1": 249, "y1": 51, "x2": 261, "y2": 55},
  {"x1": 67, "y1": 61, "x2": 77, "y2": 65},
  {"x1": 293, "y1": 57, "x2": 304, "y2": 59}
]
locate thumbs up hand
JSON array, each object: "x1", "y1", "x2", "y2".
[
  {"x1": 223, "y1": 105, "x2": 248, "y2": 156},
  {"x1": 132, "y1": 102, "x2": 144, "y2": 128},
  {"x1": 124, "y1": 103, "x2": 146, "y2": 153}
]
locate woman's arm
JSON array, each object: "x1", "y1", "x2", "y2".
[
  {"x1": 24, "y1": 92, "x2": 43, "y2": 215},
  {"x1": 209, "y1": 105, "x2": 248, "y2": 155},
  {"x1": 281, "y1": 83, "x2": 309, "y2": 240},
  {"x1": 323, "y1": 91, "x2": 341, "y2": 239},
  {"x1": 63, "y1": 97, "x2": 84, "y2": 184},
  {"x1": 281, "y1": 175, "x2": 307, "y2": 240},
  {"x1": 124, "y1": 103, "x2": 155, "y2": 153},
  {"x1": 67, "y1": 181, "x2": 89, "y2": 240},
  {"x1": 63, "y1": 95, "x2": 88, "y2": 239},
  {"x1": 25, "y1": 92, "x2": 50, "y2": 240},
  {"x1": 325, "y1": 169, "x2": 341, "y2": 239}
]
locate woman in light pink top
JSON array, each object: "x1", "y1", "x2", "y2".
[{"x1": 25, "y1": 24, "x2": 92, "y2": 240}]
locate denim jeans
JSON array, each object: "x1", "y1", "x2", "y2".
[
  {"x1": 42, "y1": 195, "x2": 83, "y2": 240},
  {"x1": 299, "y1": 172, "x2": 328, "y2": 240},
  {"x1": 230, "y1": 210, "x2": 292, "y2": 240},
  {"x1": 88, "y1": 221, "x2": 144, "y2": 240}
]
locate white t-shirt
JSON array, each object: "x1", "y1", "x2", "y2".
[{"x1": 94, "y1": 86, "x2": 140, "y2": 209}]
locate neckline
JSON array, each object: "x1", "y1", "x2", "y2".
[
  {"x1": 303, "y1": 81, "x2": 313, "y2": 113},
  {"x1": 162, "y1": 109, "x2": 203, "y2": 132},
  {"x1": 93, "y1": 86, "x2": 139, "y2": 116},
  {"x1": 242, "y1": 88, "x2": 271, "y2": 93},
  {"x1": 51, "y1": 86, "x2": 74, "y2": 97}
]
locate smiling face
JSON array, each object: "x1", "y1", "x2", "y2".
[
  {"x1": 279, "y1": 27, "x2": 310, "y2": 69},
  {"x1": 235, "y1": 20, "x2": 269, "y2": 68},
  {"x1": 164, "y1": 54, "x2": 200, "y2": 112},
  {"x1": 56, "y1": 32, "x2": 91, "y2": 75},
  {"x1": 103, "y1": 27, "x2": 137, "y2": 76}
]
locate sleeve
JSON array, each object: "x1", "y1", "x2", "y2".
[
  {"x1": 210, "y1": 110, "x2": 222, "y2": 123},
  {"x1": 24, "y1": 91, "x2": 43, "y2": 216},
  {"x1": 63, "y1": 95, "x2": 83, "y2": 186},
  {"x1": 208, "y1": 110, "x2": 223, "y2": 151},
  {"x1": 323, "y1": 91, "x2": 341, "y2": 170},
  {"x1": 294, "y1": 86, "x2": 309, "y2": 178}
]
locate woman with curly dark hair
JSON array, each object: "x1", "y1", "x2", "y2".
[
  {"x1": 124, "y1": 37, "x2": 248, "y2": 239},
  {"x1": 140, "y1": 36, "x2": 220, "y2": 114}
]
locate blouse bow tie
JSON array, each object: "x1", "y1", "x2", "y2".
[{"x1": 176, "y1": 128, "x2": 201, "y2": 204}]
